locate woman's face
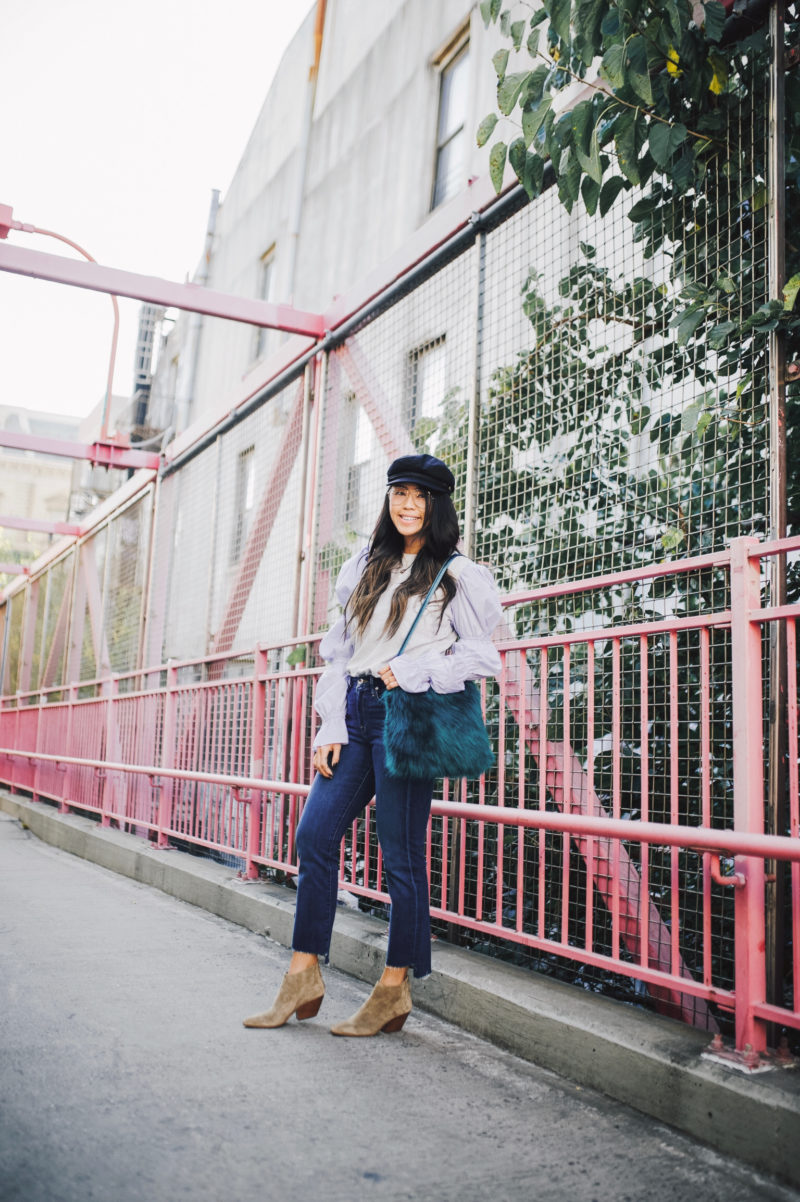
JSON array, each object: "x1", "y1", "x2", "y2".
[{"x1": 388, "y1": 483, "x2": 429, "y2": 552}]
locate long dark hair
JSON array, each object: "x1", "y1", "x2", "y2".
[{"x1": 345, "y1": 489, "x2": 460, "y2": 638}]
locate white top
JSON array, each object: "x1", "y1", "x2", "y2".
[{"x1": 313, "y1": 546, "x2": 503, "y2": 748}]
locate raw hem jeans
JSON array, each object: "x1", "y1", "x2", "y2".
[{"x1": 293, "y1": 676, "x2": 434, "y2": 978}]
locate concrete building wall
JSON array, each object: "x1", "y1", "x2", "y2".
[{"x1": 151, "y1": 0, "x2": 506, "y2": 435}]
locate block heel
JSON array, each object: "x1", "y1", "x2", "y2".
[{"x1": 296, "y1": 994, "x2": 324, "y2": 1020}]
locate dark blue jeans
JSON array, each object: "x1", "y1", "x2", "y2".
[{"x1": 293, "y1": 677, "x2": 435, "y2": 978}]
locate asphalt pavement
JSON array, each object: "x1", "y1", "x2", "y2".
[{"x1": 0, "y1": 811, "x2": 796, "y2": 1202}]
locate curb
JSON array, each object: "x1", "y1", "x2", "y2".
[{"x1": 3, "y1": 790, "x2": 799, "y2": 1188}]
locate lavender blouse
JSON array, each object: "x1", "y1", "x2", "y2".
[{"x1": 313, "y1": 547, "x2": 503, "y2": 749}]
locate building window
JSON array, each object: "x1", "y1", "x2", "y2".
[
  {"x1": 432, "y1": 42, "x2": 470, "y2": 210},
  {"x1": 344, "y1": 399, "x2": 378, "y2": 534},
  {"x1": 231, "y1": 446, "x2": 256, "y2": 563},
  {"x1": 253, "y1": 246, "x2": 276, "y2": 361},
  {"x1": 408, "y1": 337, "x2": 447, "y2": 447}
]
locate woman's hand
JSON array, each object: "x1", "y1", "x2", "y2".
[
  {"x1": 378, "y1": 664, "x2": 399, "y2": 690},
  {"x1": 313, "y1": 744, "x2": 341, "y2": 778}
]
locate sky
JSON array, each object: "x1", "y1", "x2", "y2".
[{"x1": 0, "y1": 0, "x2": 313, "y2": 423}]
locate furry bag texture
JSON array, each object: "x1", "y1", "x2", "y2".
[{"x1": 382, "y1": 681, "x2": 495, "y2": 780}]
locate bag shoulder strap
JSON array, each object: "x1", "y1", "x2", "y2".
[{"x1": 397, "y1": 552, "x2": 460, "y2": 656}]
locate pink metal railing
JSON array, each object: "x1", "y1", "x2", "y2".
[{"x1": 1, "y1": 537, "x2": 799, "y2": 1059}]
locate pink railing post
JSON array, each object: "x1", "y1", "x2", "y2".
[
  {"x1": 32, "y1": 688, "x2": 44, "y2": 804},
  {"x1": 100, "y1": 675, "x2": 118, "y2": 826},
  {"x1": 157, "y1": 662, "x2": 177, "y2": 847},
  {"x1": 245, "y1": 647, "x2": 268, "y2": 879},
  {"x1": 730, "y1": 537, "x2": 768, "y2": 1054},
  {"x1": 59, "y1": 684, "x2": 78, "y2": 813}
]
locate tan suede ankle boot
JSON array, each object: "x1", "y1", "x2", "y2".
[
  {"x1": 330, "y1": 978, "x2": 411, "y2": 1037},
  {"x1": 243, "y1": 961, "x2": 324, "y2": 1028}
]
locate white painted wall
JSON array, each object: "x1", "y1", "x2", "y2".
[{"x1": 151, "y1": 0, "x2": 507, "y2": 435}]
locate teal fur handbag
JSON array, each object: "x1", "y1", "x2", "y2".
[{"x1": 382, "y1": 554, "x2": 495, "y2": 780}]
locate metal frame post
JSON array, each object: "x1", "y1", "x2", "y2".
[
  {"x1": 766, "y1": 0, "x2": 788, "y2": 1021},
  {"x1": 463, "y1": 226, "x2": 485, "y2": 558},
  {"x1": 32, "y1": 685, "x2": 44, "y2": 803},
  {"x1": 301, "y1": 351, "x2": 328, "y2": 635},
  {"x1": 291, "y1": 363, "x2": 314, "y2": 639},
  {"x1": 157, "y1": 661, "x2": 178, "y2": 847},
  {"x1": 730, "y1": 537, "x2": 768, "y2": 1053},
  {"x1": 246, "y1": 646, "x2": 268, "y2": 879},
  {"x1": 100, "y1": 675, "x2": 118, "y2": 827},
  {"x1": 60, "y1": 684, "x2": 78, "y2": 813}
]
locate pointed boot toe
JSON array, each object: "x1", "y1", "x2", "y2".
[
  {"x1": 330, "y1": 978, "x2": 412, "y2": 1037},
  {"x1": 243, "y1": 961, "x2": 325, "y2": 1029}
]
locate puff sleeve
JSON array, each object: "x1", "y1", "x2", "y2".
[
  {"x1": 388, "y1": 559, "x2": 502, "y2": 694},
  {"x1": 312, "y1": 548, "x2": 367, "y2": 748}
]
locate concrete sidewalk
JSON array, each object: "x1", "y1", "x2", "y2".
[{"x1": 1, "y1": 799, "x2": 798, "y2": 1200}]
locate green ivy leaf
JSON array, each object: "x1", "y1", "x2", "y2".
[
  {"x1": 600, "y1": 43, "x2": 625, "y2": 89},
  {"x1": 696, "y1": 411, "x2": 713, "y2": 438},
  {"x1": 522, "y1": 64, "x2": 551, "y2": 105},
  {"x1": 614, "y1": 109, "x2": 641, "y2": 185},
  {"x1": 527, "y1": 28, "x2": 541, "y2": 56},
  {"x1": 500, "y1": 9, "x2": 512, "y2": 36},
  {"x1": 508, "y1": 136, "x2": 527, "y2": 181},
  {"x1": 581, "y1": 174, "x2": 601, "y2": 215},
  {"x1": 599, "y1": 174, "x2": 628, "y2": 216},
  {"x1": 522, "y1": 96, "x2": 553, "y2": 146},
  {"x1": 703, "y1": 1, "x2": 727, "y2": 43},
  {"x1": 576, "y1": 126, "x2": 603, "y2": 183},
  {"x1": 558, "y1": 147, "x2": 582, "y2": 211},
  {"x1": 676, "y1": 307, "x2": 706, "y2": 345},
  {"x1": 571, "y1": 100, "x2": 593, "y2": 154},
  {"x1": 784, "y1": 272, "x2": 800, "y2": 311},
  {"x1": 498, "y1": 70, "x2": 532, "y2": 115},
  {"x1": 477, "y1": 113, "x2": 499, "y2": 148},
  {"x1": 480, "y1": 0, "x2": 500, "y2": 26},
  {"x1": 489, "y1": 140, "x2": 508, "y2": 192},
  {"x1": 492, "y1": 48, "x2": 510, "y2": 78},
  {"x1": 661, "y1": 528, "x2": 686, "y2": 551},
  {"x1": 707, "y1": 320, "x2": 737, "y2": 349},
  {"x1": 286, "y1": 644, "x2": 307, "y2": 667},
  {"x1": 663, "y1": 0, "x2": 684, "y2": 41},
  {"x1": 626, "y1": 36, "x2": 654, "y2": 106},
  {"x1": 670, "y1": 147, "x2": 695, "y2": 192},
  {"x1": 511, "y1": 19, "x2": 526, "y2": 50},
  {"x1": 648, "y1": 122, "x2": 688, "y2": 167},
  {"x1": 523, "y1": 149, "x2": 545, "y2": 197},
  {"x1": 681, "y1": 402, "x2": 701, "y2": 432},
  {"x1": 550, "y1": 0, "x2": 572, "y2": 45},
  {"x1": 574, "y1": 0, "x2": 606, "y2": 60}
]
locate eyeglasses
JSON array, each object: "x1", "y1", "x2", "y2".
[{"x1": 388, "y1": 484, "x2": 430, "y2": 505}]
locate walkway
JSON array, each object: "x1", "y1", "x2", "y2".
[{"x1": 0, "y1": 811, "x2": 796, "y2": 1202}]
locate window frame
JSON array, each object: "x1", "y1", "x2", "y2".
[
  {"x1": 252, "y1": 245, "x2": 276, "y2": 363},
  {"x1": 430, "y1": 24, "x2": 471, "y2": 212}
]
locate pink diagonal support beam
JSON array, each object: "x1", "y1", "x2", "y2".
[
  {"x1": 211, "y1": 381, "x2": 306, "y2": 657},
  {"x1": 500, "y1": 630, "x2": 715, "y2": 1029},
  {"x1": 337, "y1": 340, "x2": 415, "y2": 462}
]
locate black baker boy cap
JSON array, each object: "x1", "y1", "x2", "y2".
[{"x1": 387, "y1": 453, "x2": 455, "y2": 496}]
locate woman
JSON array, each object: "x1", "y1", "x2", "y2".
[{"x1": 244, "y1": 453, "x2": 502, "y2": 1036}]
